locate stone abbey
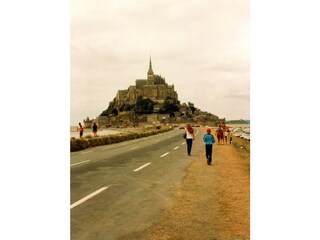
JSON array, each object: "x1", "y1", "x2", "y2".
[
  {"x1": 83, "y1": 57, "x2": 225, "y2": 128},
  {"x1": 114, "y1": 58, "x2": 178, "y2": 110}
]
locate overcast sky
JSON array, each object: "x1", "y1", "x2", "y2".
[{"x1": 71, "y1": 0, "x2": 249, "y2": 124}]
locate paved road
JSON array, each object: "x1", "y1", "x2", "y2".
[{"x1": 70, "y1": 128, "x2": 204, "y2": 240}]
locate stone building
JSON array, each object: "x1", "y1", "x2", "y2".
[
  {"x1": 95, "y1": 116, "x2": 109, "y2": 127},
  {"x1": 83, "y1": 116, "x2": 94, "y2": 128},
  {"x1": 115, "y1": 58, "x2": 178, "y2": 110}
]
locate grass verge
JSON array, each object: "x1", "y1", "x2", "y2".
[{"x1": 70, "y1": 126, "x2": 173, "y2": 152}]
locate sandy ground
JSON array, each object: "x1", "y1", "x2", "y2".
[{"x1": 120, "y1": 136, "x2": 250, "y2": 240}]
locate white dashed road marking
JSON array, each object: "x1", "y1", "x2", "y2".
[
  {"x1": 133, "y1": 163, "x2": 151, "y2": 172},
  {"x1": 174, "y1": 146, "x2": 179, "y2": 150},
  {"x1": 130, "y1": 146, "x2": 139, "y2": 150},
  {"x1": 71, "y1": 160, "x2": 91, "y2": 167},
  {"x1": 160, "y1": 152, "x2": 170, "y2": 157},
  {"x1": 181, "y1": 142, "x2": 186, "y2": 145},
  {"x1": 71, "y1": 186, "x2": 109, "y2": 209}
]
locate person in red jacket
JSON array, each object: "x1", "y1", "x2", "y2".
[{"x1": 77, "y1": 122, "x2": 84, "y2": 139}]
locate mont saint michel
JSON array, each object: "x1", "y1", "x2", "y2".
[
  {"x1": 83, "y1": 58, "x2": 225, "y2": 128},
  {"x1": 115, "y1": 58, "x2": 178, "y2": 108}
]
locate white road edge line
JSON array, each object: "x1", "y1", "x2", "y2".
[
  {"x1": 174, "y1": 146, "x2": 179, "y2": 150},
  {"x1": 133, "y1": 163, "x2": 151, "y2": 172},
  {"x1": 70, "y1": 186, "x2": 109, "y2": 209},
  {"x1": 71, "y1": 160, "x2": 91, "y2": 167},
  {"x1": 160, "y1": 152, "x2": 170, "y2": 157},
  {"x1": 130, "y1": 146, "x2": 139, "y2": 150}
]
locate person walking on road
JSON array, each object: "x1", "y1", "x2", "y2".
[
  {"x1": 185, "y1": 123, "x2": 195, "y2": 156},
  {"x1": 216, "y1": 126, "x2": 223, "y2": 145},
  {"x1": 203, "y1": 128, "x2": 215, "y2": 165},
  {"x1": 92, "y1": 123, "x2": 98, "y2": 137},
  {"x1": 223, "y1": 124, "x2": 229, "y2": 144},
  {"x1": 77, "y1": 122, "x2": 84, "y2": 139}
]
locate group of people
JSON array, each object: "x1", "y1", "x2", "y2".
[
  {"x1": 77, "y1": 121, "x2": 226, "y2": 166},
  {"x1": 215, "y1": 123, "x2": 231, "y2": 145},
  {"x1": 184, "y1": 123, "x2": 231, "y2": 166},
  {"x1": 184, "y1": 123, "x2": 215, "y2": 165},
  {"x1": 77, "y1": 122, "x2": 98, "y2": 139}
]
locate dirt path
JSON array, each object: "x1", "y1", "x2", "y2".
[{"x1": 120, "y1": 137, "x2": 250, "y2": 240}]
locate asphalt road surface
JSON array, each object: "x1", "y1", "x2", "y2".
[{"x1": 71, "y1": 127, "x2": 203, "y2": 240}]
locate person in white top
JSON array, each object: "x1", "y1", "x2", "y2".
[{"x1": 185, "y1": 123, "x2": 195, "y2": 156}]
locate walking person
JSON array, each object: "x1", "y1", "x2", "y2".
[
  {"x1": 223, "y1": 124, "x2": 229, "y2": 144},
  {"x1": 216, "y1": 126, "x2": 223, "y2": 145},
  {"x1": 92, "y1": 122, "x2": 98, "y2": 137},
  {"x1": 185, "y1": 123, "x2": 195, "y2": 156},
  {"x1": 222, "y1": 123, "x2": 227, "y2": 144},
  {"x1": 203, "y1": 128, "x2": 215, "y2": 165},
  {"x1": 77, "y1": 122, "x2": 84, "y2": 139}
]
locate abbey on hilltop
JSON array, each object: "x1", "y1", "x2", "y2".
[
  {"x1": 114, "y1": 57, "x2": 178, "y2": 110},
  {"x1": 85, "y1": 58, "x2": 225, "y2": 128}
]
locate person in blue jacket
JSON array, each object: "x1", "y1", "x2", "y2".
[{"x1": 203, "y1": 128, "x2": 215, "y2": 165}]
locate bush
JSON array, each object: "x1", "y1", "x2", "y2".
[
  {"x1": 88, "y1": 137, "x2": 103, "y2": 147},
  {"x1": 70, "y1": 138, "x2": 90, "y2": 151},
  {"x1": 101, "y1": 136, "x2": 111, "y2": 145}
]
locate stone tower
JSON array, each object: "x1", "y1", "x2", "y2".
[{"x1": 147, "y1": 57, "x2": 155, "y2": 85}]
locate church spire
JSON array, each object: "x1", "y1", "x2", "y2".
[{"x1": 147, "y1": 56, "x2": 154, "y2": 76}]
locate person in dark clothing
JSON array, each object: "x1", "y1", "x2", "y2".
[
  {"x1": 203, "y1": 128, "x2": 215, "y2": 165},
  {"x1": 92, "y1": 123, "x2": 98, "y2": 137}
]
